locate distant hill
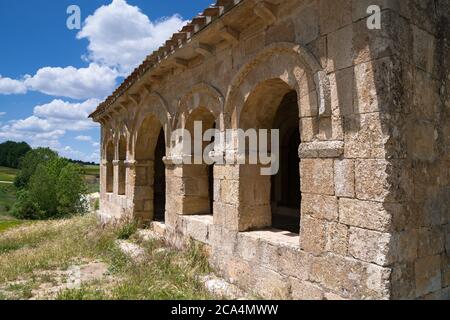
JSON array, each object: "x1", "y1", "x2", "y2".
[{"x1": 67, "y1": 159, "x2": 99, "y2": 166}]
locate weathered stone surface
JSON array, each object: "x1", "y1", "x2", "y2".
[
  {"x1": 301, "y1": 194, "x2": 338, "y2": 221},
  {"x1": 290, "y1": 278, "x2": 324, "y2": 300},
  {"x1": 327, "y1": 24, "x2": 353, "y2": 72},
  {"x1": 253, "y1": 267, "x2": 290, "y2": 299},
  {"x1": 334, "y1": 159, "x2": 355, "y2": 197},
  {"x1": 93, "y1": 0, "x2": 448, "y2": 301},
  {"x1": 348, "y1": 227, "x2": 392, "y2": 266},
  {"x1": 300, "y1": 159, "x2": 334, "y2": 195},
  {"x1": 326, "y1": 222, "x2": 349, "y2": 256},
  {"x1": 417, "y1": 227, "x2": 445, "y2": 258},
  {"x1": 309, "y1": 253, "x2": 391, "y2": 299},
  {"x1": 299, "y1": 141, "x2": 344, "y2": 159},
  {"x1": 339, "y1": 198, "x2": 393, "y2": 232},
  {"x1": 300, "y1": 215, "x2": 327, "y2": 255},
  {"x1": 415, "y1": 255, "x2": 442, "y2": 297}
]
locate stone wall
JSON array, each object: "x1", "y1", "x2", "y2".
[{"x1": 91, "y1": 0, "x2": 449, "y2": 300}]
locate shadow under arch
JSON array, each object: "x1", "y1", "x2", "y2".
[{"x1": 132, "y1": 102, "x2": 169, "y2": 223}]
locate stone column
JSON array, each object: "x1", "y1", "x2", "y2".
[
  {"x1": 164, "y1": 157, "x2": 211, "y2": 217},
  {"x1": 131, "y1": 160, "x2": 155, "y2": 223},
  {"x1": 117, "y1": 160, "x2": 126, "y2": 195},
  {"x1": 213, "y1": 161, "x2": 271, "y2": 232},
  {"x1": 112, "y1": 160, "x2": 120, "y2": 195}
]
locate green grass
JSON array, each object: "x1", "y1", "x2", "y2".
[
  {"x1": 80, "y1": 165, "x2": 99, "y2": 177},
  {"x1": 0, "y1": 220, "x2": 27, "y2": 234},
  {"x1": 82, "y1": 165, "x2": 100, "y2": 194},
  {"x1": 0, "y1": 166, "x2": 18, "y2": 182},
  {"x1": 0, "y1": 214, "x2": 214, "y2": 300},
  {"x1": 0, "y1": 184, "x2": 16, "y2": 216}
]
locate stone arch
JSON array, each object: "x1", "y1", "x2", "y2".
[
  {"x1": 221, "y1": 43, "x2": 329, "y2": 233},
  {"x1": 224, "y1": 42, "x2": 330, "y2": 130},
  {"x1": 177, "y1": 83, "x2": 224, "y2": 130},
  {"x1": 132, "y1": 108, "x2": 167, "y2": 223},
  {"x1": 133, "y1": 92, "x2": 171, "y2": 134}
]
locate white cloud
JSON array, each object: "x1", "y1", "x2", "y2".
[
  {"x1": 0, "y1": 112, "x2": 5, "y2": 117},
  {"x1": 77, "y1": 0, "x2": 187, "y2": 75},
  {"x1": 24, "y1": 64, "x2": 117, "y2": 100},
  {"x1": 0, "y1": 75, "x2": 27, "y2": 95},
  {"x1": 10, "y1": 116, "x2": 53, "y2": 132},
  {"x1": 0, "y1": 98, "x2": 100, "y2": 157},
  {"x1": 34, "y1": 99, "x2": 99, "y2": 122},
  {"x1": 75, "y1": 135, "x2": 93, "y2": 142}
]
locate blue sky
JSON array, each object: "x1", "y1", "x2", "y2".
[{"x1": 0, "y1": 0, "x2": 211, "y2": 162}]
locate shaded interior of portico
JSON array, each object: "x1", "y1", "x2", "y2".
[
  {"x1": 183, "y1": 106, "x2": 216, "y2": 215},
  {"x1": 134, "y1": 114, "x2": 166, "y2": 222},
  {"x1": 239, "y1": 79, "x2": 301, "y2": 234}
]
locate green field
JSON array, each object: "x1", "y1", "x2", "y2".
[
  {"x1": 82, "y1": 165, "x2": 100, "y2": 193},
  {"x1": 80, "y1": 165, "x2": 100, "y2": 176},
  {"x1": 0, "y1": 167, "x2": 19, "y2": 182}
]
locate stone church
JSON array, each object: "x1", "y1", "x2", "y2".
[{"x1": 89, "y1": 0, "x2": 449, "y2": 300}]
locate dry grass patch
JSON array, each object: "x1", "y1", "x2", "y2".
[{"x1": 0, "y1": 214, "x2": 214, "y2": 300}]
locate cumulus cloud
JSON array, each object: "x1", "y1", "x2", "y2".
[
  {"x1": 0, "y1": 112, "x2": 5, "y2": 117},
  {"x1": 0, "y1": 75, "x2": 27, "y2": 95},
  {"x1": 34, "y1": 99, "x2": 99, "y2": 122},
  {"x1": 0, "y1": 98, "x2": 100, "y2": 160},
  {"x1": 77, "y1": 0, "x2": 187, "y2": 75},
  {"x1": 24, "y1": 64, "x2": 117, "y2": 100}
]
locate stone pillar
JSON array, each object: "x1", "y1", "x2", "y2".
[
  {"x1": 213, "y1": 163, "x2": 271, "y2": 232},
  {"x1": 131, "y1": 160, "x2": 154, "y2": 223},
  {"x1": 105, "y1": 161, "x2": 113, "y2": 193},
  {"x1": 164, "y1": 158, "x2": 210, "y2": 216},
  {"x1": 112, "y1": 160, "x2": 120, "y2": 195},
  {"x1": 117, "y1": 160, "x2": 126, "y2": 195}
]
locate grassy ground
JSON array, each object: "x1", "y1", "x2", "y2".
[
  {"x1": 0, "y1": 167, "x2": 18, "y2": 182},
  {"x1": 0, "y1": 214, "x2": 214, "y2": 300},
  {"x1": 0, "y1": 184, "x2": 16, "y2": 217},
  {"x1": 82, "y1": 165, "x2": 100, "y2": 194}
]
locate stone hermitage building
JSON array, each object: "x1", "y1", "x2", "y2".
[{"x1": 89, "y1": 0, "x2": 450, "y2": 300}]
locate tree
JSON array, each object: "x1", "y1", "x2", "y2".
[
  {"x1": 12, "y1": 157, "x2": 88, "y2": 220},
  {"x1": 14, "y1": 148, "x2": 58, "y2": 189},
  {"x1": 0, "y1": 141, "x2": 31, "y2": 168},
  {"x1": 57, "y1": 163, "x2": 88, "y2": 216},
  {"x1": 28, "y1": 157, "x2": 69, "y2": 217}
]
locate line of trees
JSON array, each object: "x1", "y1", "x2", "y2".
[{"x1": 0, "y1": 141, "x2": 32, "y2": 168}]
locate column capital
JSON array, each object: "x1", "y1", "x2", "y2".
[{"x1": 112, "y1": 160, "x2": 125, "y2": 166}]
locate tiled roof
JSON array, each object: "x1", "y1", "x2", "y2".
[{"x1": 90, "y1": 0, "x2": 242, "y2": 119}]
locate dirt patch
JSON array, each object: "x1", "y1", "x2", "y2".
[{"x1": 0, "y1": 261, "x2": 113, "y2": 300}]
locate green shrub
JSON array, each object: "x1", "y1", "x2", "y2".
[
  {"x1": 11, "y1": 190, "x2": 44, "y2": 220},
  {"x1": 116, "y1": 221, "x2": 138, "y2": 240},
  {"x1": 14, "y1": 148, "x2": 57, "y2": 189},
  {"x1": 57, "y1": 163, "x2": 88, "y2": 216},
  {"x1": 12, "y1": 157, "x2": 88, "y2": 220}
]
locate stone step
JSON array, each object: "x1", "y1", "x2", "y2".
[
  {"x1": 198, "y1": 275, "x2": 250, "y2": 300},
  {"x1": 150, "y1": 221, "x2": 166, "y2": 236},
  {"x1": 136, "y1": 229, "x2": 164, "y2": 243},
  {"x1": 115, "y1": 240, "x2": 146, "y2": 262}
]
